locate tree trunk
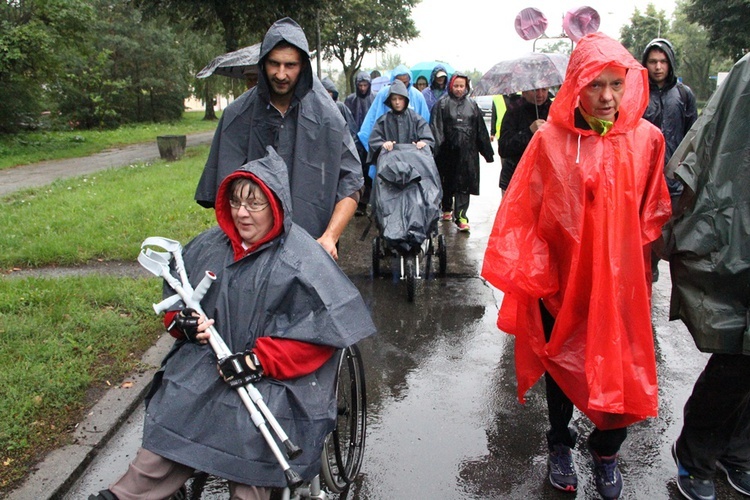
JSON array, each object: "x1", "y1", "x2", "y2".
[{"x1": 203, "y1": 81, "x2": 217, "y2": 121}]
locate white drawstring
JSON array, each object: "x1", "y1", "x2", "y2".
[{"x1": 576, "y1": 134, "x2": 582, "y2": 164}]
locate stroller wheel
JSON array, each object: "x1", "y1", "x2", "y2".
[
  {"x1": 405, "y1": 254, "x2": 417, "y2": 302},
  {"x1": 437, "y1": 234, "x2": 447, "y2": 276},
  {"x1": 371, "y1": 237, "x2": 381, "y2": 277}
]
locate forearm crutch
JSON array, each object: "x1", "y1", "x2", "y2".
[{"x1": 138, "y1": 237, "x2": 303, "y2": 489}]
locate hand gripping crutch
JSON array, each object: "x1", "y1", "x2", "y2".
[{"x1": 138, "y1": 237, "x2": 304, "y2": 489}]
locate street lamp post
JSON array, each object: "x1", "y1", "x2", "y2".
[{"x1": 643, "y1": 14, "x2": 662, "y2": 38}]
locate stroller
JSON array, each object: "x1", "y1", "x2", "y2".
[{"x1": 370, "y1": 144, "x2": 447, "y2": 301}]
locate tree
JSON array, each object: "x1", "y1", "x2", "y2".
[
  {"x1": 319, "y1": 0, "x2": 419, "y2": 94},
  {"x1": 620, "y1": 4, "x2": 671, "y2": 59},
  {"x1": 685, "y1": 0, "x2": 750, "y2": 60},
  {"x1": 669, "y1": 0, "x2": 734, "y2": 101},
  {"x1": 0, "y1": 0, "x2": 95, "y2": 132}
]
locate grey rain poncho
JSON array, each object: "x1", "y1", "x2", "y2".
[
  {"x1": 663, "y1": 53, "x2": 750, "y2": 355},
  {"x1": 371, "y1": 144, "x2": 442, "y2": 252},
  {"x1": 143, "y1": 148, "x2": 376, "y2": 487},
  {"x1": 194, "y1": 18, "x2": 362, "y2": 239}
]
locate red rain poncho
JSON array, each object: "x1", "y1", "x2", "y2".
[{"x1": 481, "y1": 33, "x2": 671, "y2": 429}]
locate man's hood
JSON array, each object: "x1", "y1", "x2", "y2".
[
  {"x1": 389, "y1": 65, "x2": 413, "y2": 88},
  {"x1": 354, "y1": 71, "x2": 372, "y2": 96},
  {"x1": 257, "y1": 17, "x2": 313, "y2": 101},
  {"x1": 215, "y1": 147, "x2": 292, "y2": 256},
  {"x1": 321, "y1": 77, "x2": 339, "y2": 101},
  {"x1": 549, "y1": 32, "x2": 649, "y2": 134},
  {"x1": 641, "y1": 38, "x2": 677, "y2": 86},
  {"x1": 385, "y1": 80, "x2": 410, "y2": 109},
  {"x1": 429, "y1": 65, "x2": 449, "y2": 87}
]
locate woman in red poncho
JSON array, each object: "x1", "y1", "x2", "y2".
[{"x1": 481, "y1": 33, "x2": 671, "y2": 499}]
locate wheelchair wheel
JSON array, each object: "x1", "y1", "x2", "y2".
[
  {"x1": 372, "y1": 237, "x2": 381, "y2": 277},
  {"x1": 320, "y1": 344, "x2": 367, "y2": 493},
  {"x1": 405, "y1": 254, "x2": 417, "y2": 302},
  {"x1": 437, "y1": 234, "x2": 447, "y2": 276}
]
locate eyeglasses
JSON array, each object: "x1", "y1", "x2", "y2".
[{"x1": 229, "y1": 198, "x2": 269, "y2": 212}]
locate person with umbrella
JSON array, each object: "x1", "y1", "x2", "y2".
[
  {"x1": 498, "y1": 87, "x2": 552, "y2": 192},
  {"x1": 429, "y1": 72, "x2": 494, "y2": 232},
  {"x1": 482, "y1": 32, "x2": 671, "y2": 499}
]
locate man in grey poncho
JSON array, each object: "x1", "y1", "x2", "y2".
[
  {"x1": 89, "y1": 147, "x2": 376, "y2": 500},
  {"x1": 195, "y1": 17, "x2": 363, "y2": 260}
]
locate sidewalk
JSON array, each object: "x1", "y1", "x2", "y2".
[
  {"x1": 0, "y1": 131, "x2": 214, "y2": 197},
  {"x1": 4, "y1": 131, "x2": 213, "y2": 499}
]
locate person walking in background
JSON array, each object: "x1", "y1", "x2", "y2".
[
  {"x1": 322, "y1": 77, "x2": 357, "y2": 139},
  {"x1": 482, "y1": 32, "x2": 671, "y2": 499},
  {"x1": 497, "y1": 88, "x2": 552, "y2": 192},
  {"x1": 662, "y1": 53, "x2": 750, "y2": 500},
  {"x1": 345, "y1": 71, "x2": 376, "y2": 215},
  {"x1": 422, "y1": 65, "x2": 449, "y2": 111},
  {"x1": 194, "y1": 18, "x2": 363, "y2": 261},
  {"x1": 430, "y1": 72, "x2": 494, "y2": 232},
  {"x1": 414, "y1": 75, "x2": 429, "y2": 92},
  {"x1": 641, "y1": 37, "x2": 698, "y2": 281}
]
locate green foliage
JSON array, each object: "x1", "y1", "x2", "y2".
[
  {"x1": 669, "y1": 1, "x2": 735, "y2": 100},
  {"x1": 685, "y1": 0, "x2": 750, "y2": 60},
  {"x1": 320, "y1": 0, "x2": 420, "y2": 94},
  {"x1": 0, "y1": 275, "x2": 163, "y2": 491},
  {"x1": 0, "y1": 149, "x2": 215, "y2": 267},
  {"x1": 620, "y1": 4, "x2": 671, "y2": 58}
]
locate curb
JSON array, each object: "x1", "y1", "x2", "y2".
[{"x1": 8, "y1": 334, "x2": 174, "y2": 500}]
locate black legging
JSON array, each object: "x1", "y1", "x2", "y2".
[{"x1": 540, "y1": 301, "x2": 627, "y2": 456}]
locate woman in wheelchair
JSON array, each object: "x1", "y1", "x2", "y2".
[{"x1": 89, "y1": 148, "x2": 376, "y2": 500}]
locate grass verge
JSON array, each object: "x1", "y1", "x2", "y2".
[
  {"x1": 0, "y1": 147, "x2": 215, "y2": 268},
  {"x1": 0, "y1": 276, "x2": 163, "y2": 492},
  {"x1": 0, "y1": 111, "x2": 220, "y2": 171},
  {"x1": 0, "y1": 147, "x2": 216, "y2": 493}
]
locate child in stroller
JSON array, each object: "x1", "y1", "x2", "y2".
[{"x1": 368, "y1": 80, "x2": 445, "y2": 301}]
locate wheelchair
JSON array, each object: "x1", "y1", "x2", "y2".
[{"x1": 183, "y1": 344, "x2": 367, "y2": 500}]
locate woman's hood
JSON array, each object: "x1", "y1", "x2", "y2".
[
  {"x1": 215, "y1": 147, "x2": 291, "y2": 256},
  {"x1": 548, "y1": 32, "x2": 649, "y2": 134}
]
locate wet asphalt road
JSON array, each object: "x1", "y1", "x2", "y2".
[{"x1": 65, "y1": 156, "x2": 743, "y2": 499}]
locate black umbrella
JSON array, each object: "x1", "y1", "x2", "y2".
[{"x1": 196, "y1": 43, "x2": 261, "y2": 79}]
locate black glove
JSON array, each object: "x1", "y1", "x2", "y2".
[
  {"x1": 167, "y1": 308, "x2": 201, "y2": 343},
  {"x1": 218, "y1": 350, "x2": 263, "y2": 388}
]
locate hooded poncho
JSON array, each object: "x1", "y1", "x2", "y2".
[
  {"x1": 194, "y1": 18, "x2": 362, "y2": 239},
  {"x1": 357, "y1": 65, "x2": 431, "y2": 153},
  {"x1": 481, "y1": 32, "x2": 672, "y2": 429},
  {"x1": 144, "y1": 147, "x2": 376, "y2": 486},
  {"x1": 663, "y1": 53, "x2": 750, "y2": 356},
  {"x1": 344, "y1": 71, "x2": 376, "y2": 129}
]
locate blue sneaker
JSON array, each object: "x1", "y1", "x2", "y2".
[
  {"x1": 589, "y1": 447, "x2": 623, "y2": 499},
  {"x1": 672, "y1": 442, "x2": 716, "y2": 500},
  {"x1": 548, "y1": 443, "x2": 578, "y2": 492},
  {"x1": 716, "y1": 459, "x2": 750, "y2": 496}
]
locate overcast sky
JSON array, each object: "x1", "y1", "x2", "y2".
[{"x1": 359, "y1": 0, "x2": 677, "y2": 74}]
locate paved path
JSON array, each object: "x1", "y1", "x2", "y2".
[{"x1": 0, "y1": 131, "x2": 215, "y2": 197}]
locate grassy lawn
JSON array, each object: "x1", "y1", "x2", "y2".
[
  {"x1": 0, "y1": 148, "x2": 216, "y2": 493},
  {"x1": 0, "y1": 110, "x2": 220, "y2": 171}
]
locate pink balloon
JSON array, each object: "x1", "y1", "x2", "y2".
[
  {"x1": 515, "y1": 8, "x2": 549, "y2": 41},
  {"x1": 563, "y1": 6, "x2": 601, "y2": 42}
]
